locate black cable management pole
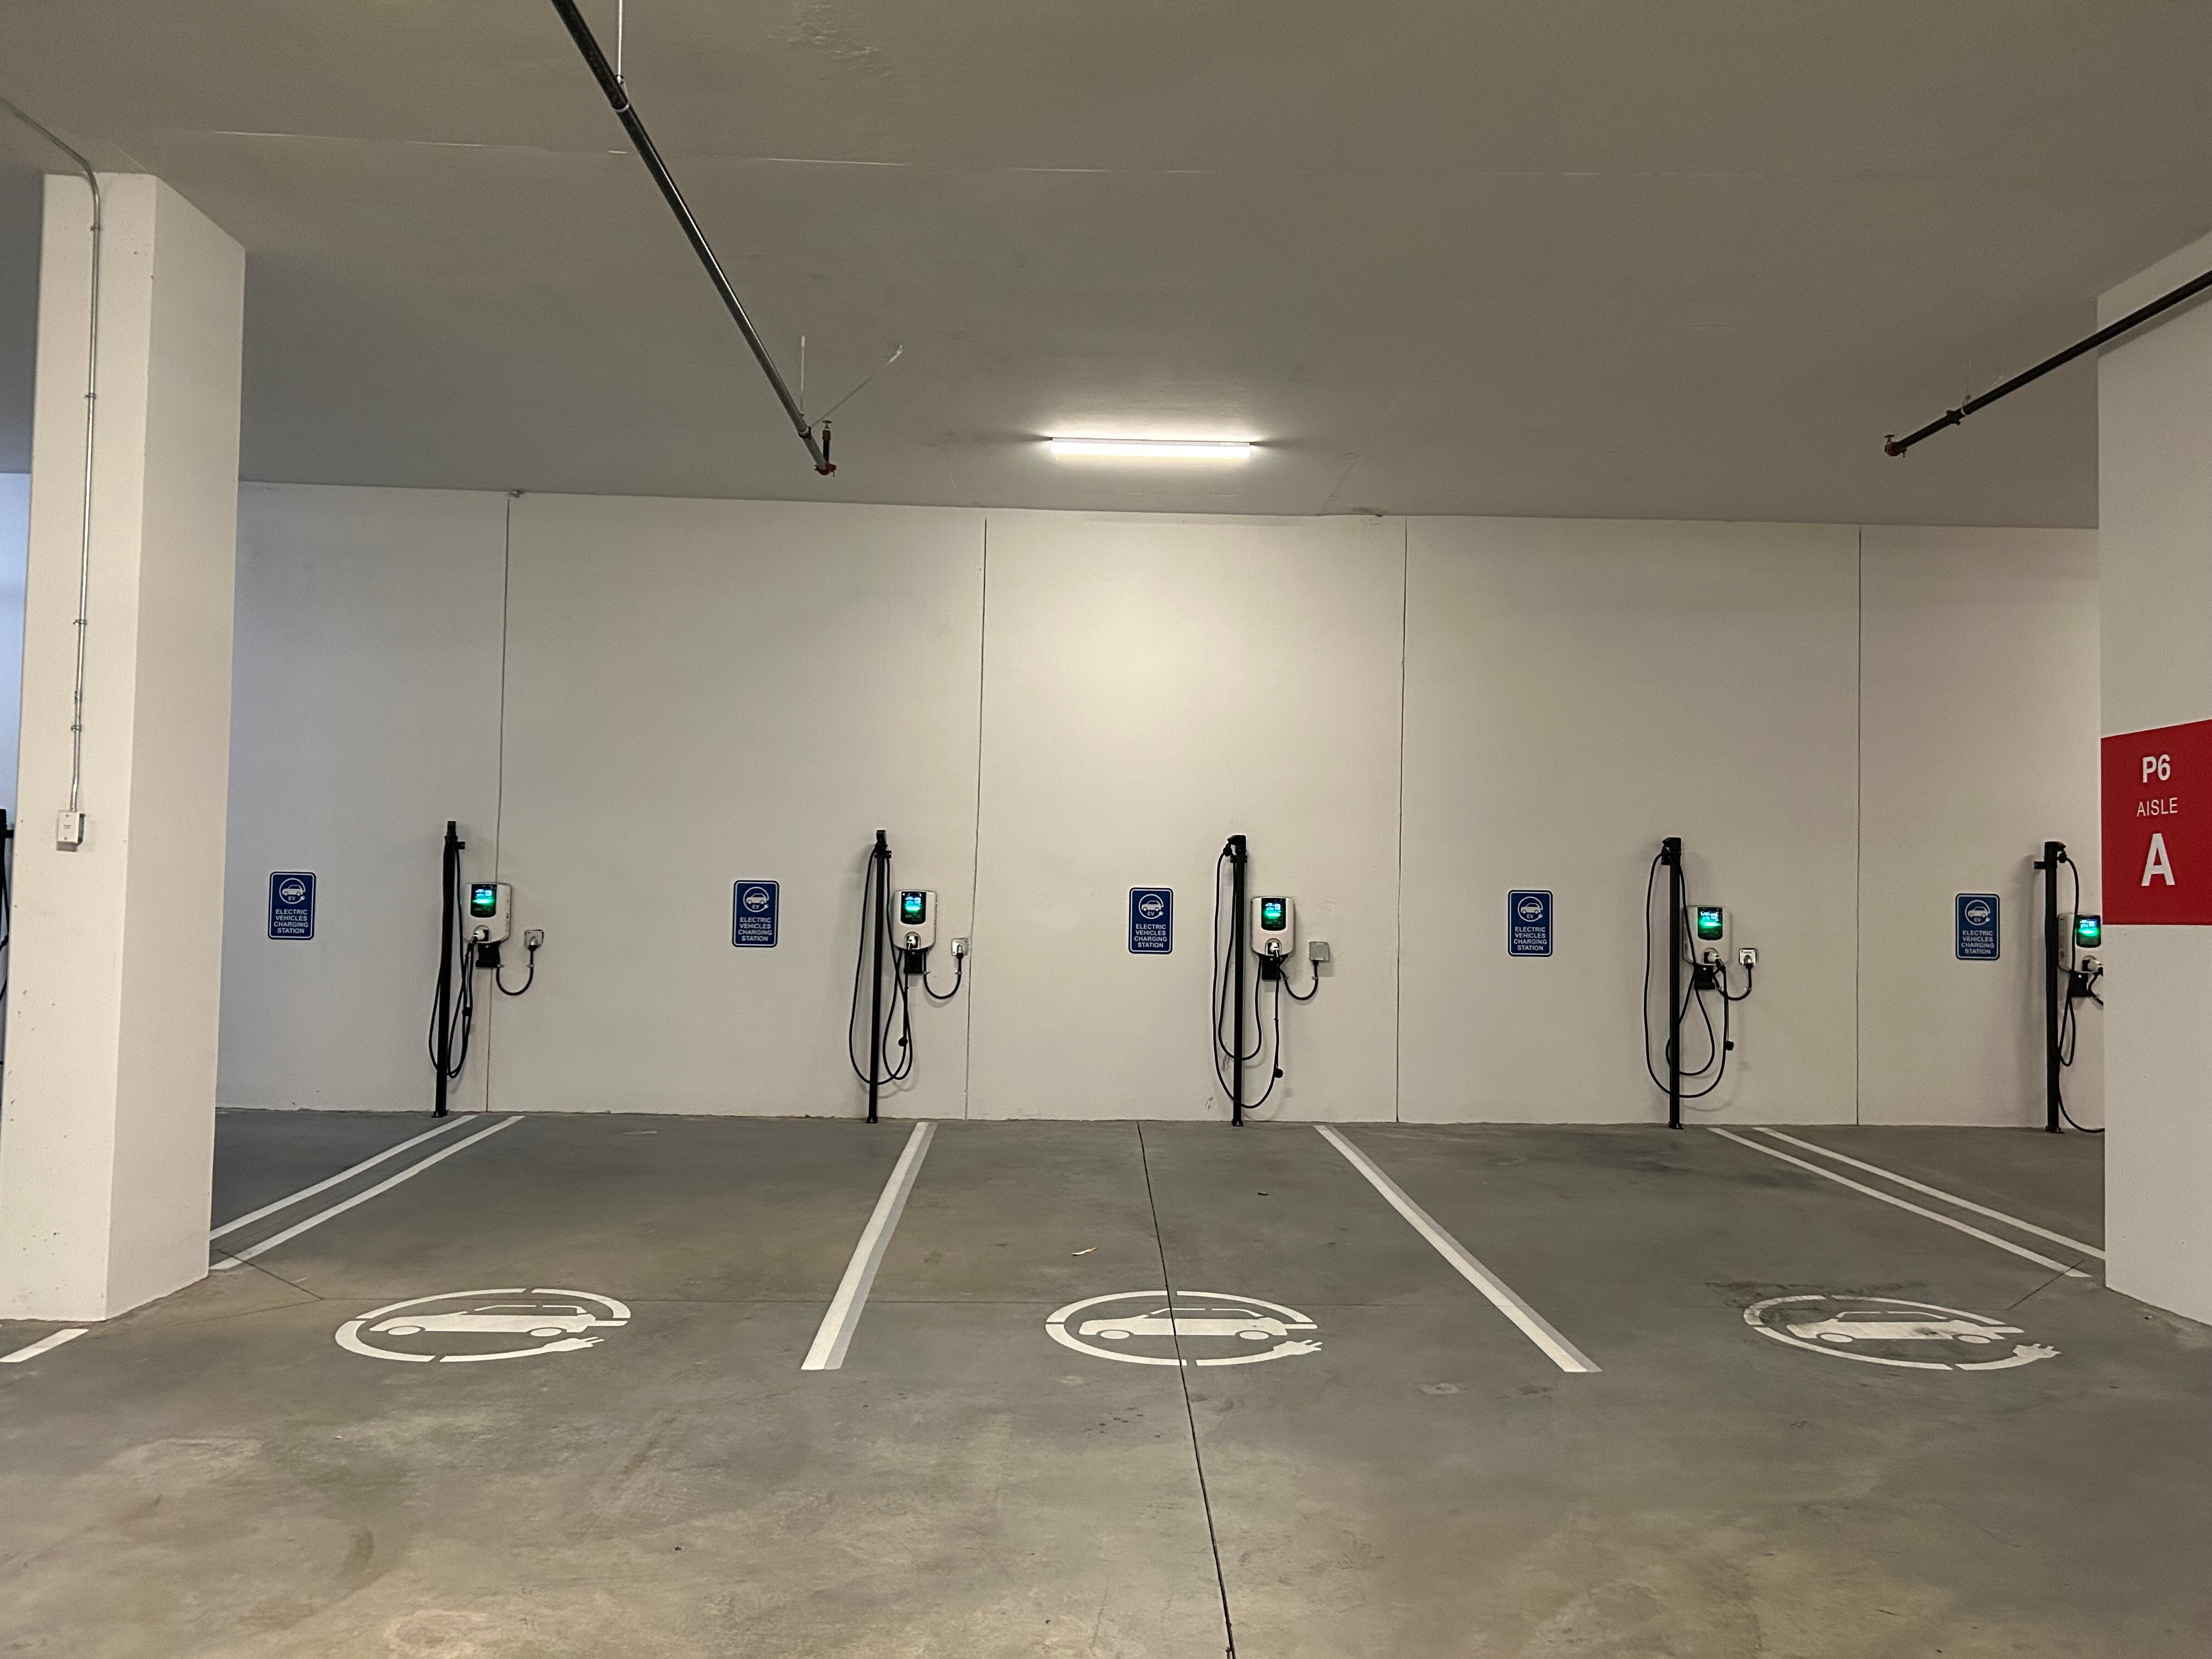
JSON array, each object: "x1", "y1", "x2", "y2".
[
  {"x1": 1228, "y1": 833, "x2": 1248, "y2": 1128},
  {"x1": 433, "y1": 821, "x2": 464, "y2": 1116},
  {"x1": 544, "y1": 0, "x2": 836, "y2": 476},
  {"x1": 867, "y1": 830, "x2": 889, "y2": 1125},
  {"x1": 2036, "y1": 840, "x2": 2065, "y2": 1134},
  {"x1": 1662, "y1": 837, "x2": 1684, "y2": 1131},
  {"x1": 1885, "y1": 268, "x2": 2212, "y2": 457}
]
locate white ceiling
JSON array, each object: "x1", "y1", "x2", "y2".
[{"x1": 1, "y1": 1, "x2": 2206, "y2": 523}]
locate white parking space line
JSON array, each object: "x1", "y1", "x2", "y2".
[
  {"x1": 1710, "y1": 1128, "x2": 2091, "y2": 1278},
  {"x1": 1316, "y1": 1125, "x2": 1601, "y2": 1375},
  {"x1": 1751, "y1": 1128, "x2": 2104, "y2": 1261},
  {"x1": 210, "y1": 1118, "x2": 469, "y2": 1239},
  {"x1": 213, "y1": 1117, "x2": 524, "y2": 1269},
  {"x1": 1, "y1": 1328, "x2": 88, "y2": 1364},
  {"x1": 803, "y1": 1121, "x2": 936, "y2": 1373}
]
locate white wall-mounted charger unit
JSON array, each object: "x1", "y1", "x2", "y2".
[
  {"x1": 896, "y1": 888, "x2": 938, "y2": 953},
  {"x1": 1691, "y1": 903, "x2": 1727, "y2": 962},
  {"x1": 1251, "y1": 894, "x2": 1296, "y2": 958},
  {"x1": 468, "y1": 881, "x2": 513, "y2": 945}
]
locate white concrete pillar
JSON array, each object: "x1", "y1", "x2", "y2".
[
  {"x1": 2097, "y1": 232, "x2": 2212, "y2": 1325},
  {"x1": 0, "y1": 175, "x2": 244, "y2": 1321}
]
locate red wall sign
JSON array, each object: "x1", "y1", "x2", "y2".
[{"x1": 2103, "y1": 718, "x2": 2212, "y2": 924}]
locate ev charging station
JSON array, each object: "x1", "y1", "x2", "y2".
[
  {"x1": 850, "y1": 830, "x2": 967, "y2": 1124},
  {"x1": 1645, "y1": 836, "x2": 1757, "y2": 1128},
  {"x1": 1211, "y1": 834, "x2": 1327, "y2": 1125},
  {"x1": 2034, "y1": 839, "x2": 2103, "y2": 1135},
  {"x1": 427, "y1": 820, "x2": 540, "y2": 1115}
]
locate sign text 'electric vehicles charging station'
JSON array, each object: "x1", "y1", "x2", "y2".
[
  {"x1": 2103, "y1": 718, "x2": 2212, "y2": 924},
  {"x1": 1128, "y1": 888, "x2": 1173, "y2": 954},
  {"x1": 1507, "y1": 890, "x2": 1553, "y2": 956},
  {"x1": 1955, "y1": 894, "x2": 2000, "y2": 960},
  {"x1": 732, "y1": 881, "x2": 780, "y2": 947},
  {"x1": 267, "y1": 872, "x2": 316, "y2": 940}
]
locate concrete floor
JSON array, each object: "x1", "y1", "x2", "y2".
[{"x1": 0, "y1": 1111, "x2": 2203, "y2": 1658}]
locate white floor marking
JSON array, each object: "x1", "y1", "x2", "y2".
[
  {"x1": 1743, "y1": 1294, "x2": 2058, "y2": 1372},
  {"x1": 1708, "y1": 1127, "x2": 2091, "y2": 1278},
  {"x1": 1316, "y1": 1125, "x2": 1600, "y2": 1375},
  {"x1": 1751, "y1": 1128, "x2": 2105, "y2": 1260},
  {"x1": 336, "y1": 1287, "x2": 631, "y2": 1364},
  {"x1": 1046, "y1": 1291, "x2": 1324, "y2": 1368},
  {"x1": 213, "y1": 1116, "x2": 524, "y2": 1269},
  {"x1": 209, "y1": 1118, "x2": 468, "y2": 1240},
  {"x1": 802, "y1": 1121, "x2": 936, "y2": 1372},
  {"x1": 1, "y1": 1328, "x2": 88, "y2": 1364}
]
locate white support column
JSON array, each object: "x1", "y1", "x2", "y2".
[
  {"x1": 2098, "y1": 232, "x2": 2212, "y2": 1325},
  {"x1": 0, "y1": 175, "x2": 244, "y2": 1321}
]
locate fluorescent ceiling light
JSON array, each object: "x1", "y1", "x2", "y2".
[{"x1": 1047, "y1": 437, "x2": 1256, "y2": 460}]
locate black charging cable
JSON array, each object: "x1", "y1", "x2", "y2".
[
  {"x1": 848, "y1": 850, "x2": 918, "y2": 1088},
  {"x1": 494, "y1": 935, "x2": 539, "y2": 997},
  {"x1": 429, "y1": 937, "x2": 478, "y2": 1080},
  {"x1": 1280, "y1": 950, "x2": 1322, "y2": 1002},
  {"x1": 919, "y1": 950, "x2": 963, "y2": 1002}
]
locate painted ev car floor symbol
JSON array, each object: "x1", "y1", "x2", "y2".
[
  {"x1": 1745, "y1": 1294, "x2": 2058, "y2": 1371},
  {"x1": 337, "y1": 1288, "x2": 631, "y2": 1364},
  {"x1": 1046, "y1": 1291, "x2": 1322, "y2": 1367}
]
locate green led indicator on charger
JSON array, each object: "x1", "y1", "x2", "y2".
[
  {"x1": 1694, "y1": 906, "x2": 1725, "y2": 942},
  {"x1": 2074, "y1": 913, "x2": 2101, "y2": 949}
]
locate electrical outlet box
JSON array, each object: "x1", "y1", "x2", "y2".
[
  {"x1": 1309, "y1": 940, "x2": 1332, "y2": 966},
  {"x1": 896, "y1": 889, "x2": 938, "y2": 952},
  {"x1": 950, "y1": 936, "x2": 968, "y2": 958},
  {"x1": 55, "y1": 809, "x2": 85, "y2": 850},
  {"x1": 1738, "y1": 947, "x2": 1757, "y2": 969},
  {"x1": 467, "y1": 881, "x2": 512, "y2": 945},
  {"x1": 1252, "y1": 894, "x2": 1296, "y2": 958}
]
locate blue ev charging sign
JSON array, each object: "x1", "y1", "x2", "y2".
[
  {"x1": 733, "y1": 881, "x2": 780, "y2": 947},
  {"x1": 1507, "y1": 890, "x2": 1553, "y2": 957},
  {"x1": 1955, "y1": 893, "x2": 2000, "y2": 961},
  {"x1": 268, "y1": 872, "x2": 316, "y2": 940},
  {"x1": 1128, "y1": 888, "x2": 1173, "y2": 954}
]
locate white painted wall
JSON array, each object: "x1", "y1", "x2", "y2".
[
  {"x1": 1858, "y1": 527, "x2": 2103, "y2": 1126},
  {"x1": 2097, "y1": 234, "x2": 2212, "y2": 1324},
  {"x1": 484, "y1": 495, "x2": 985, "y2": 1119},
  {"x1": 1400, "y1": 519, "x2": 1860, "y2": 1124},
  {"x1": 0, "y1": 471, "x2": 26, "y2": 814},
  {"x1": 967, "y1": 512, "x2": 1402, "y2": 1120},
  {"x1": 214, "y1": 486, "x2": 2101, "y2": 1127},
  {"x1": 217, "y1": 484, "x2": 506, "y2": 1113}
]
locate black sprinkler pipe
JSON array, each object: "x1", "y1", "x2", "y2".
[
  {"x1": 544, "y1": 0, "x2": 835, "y2": 476},
  {"x1": 1886, "y1": 269, "x2": 2212, "y2": 456}
]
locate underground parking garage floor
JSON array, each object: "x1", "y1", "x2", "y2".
[{"x1": 0, "y1": 1114, "x2": 2204, "y2": 1658}]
